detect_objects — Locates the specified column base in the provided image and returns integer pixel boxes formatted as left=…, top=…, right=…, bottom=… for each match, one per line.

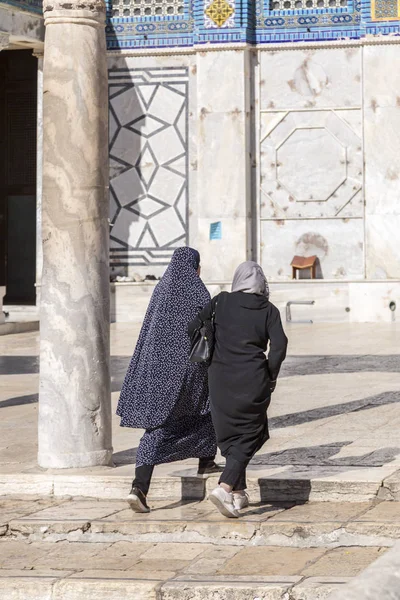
left=38, top=448, right=113, bottom=469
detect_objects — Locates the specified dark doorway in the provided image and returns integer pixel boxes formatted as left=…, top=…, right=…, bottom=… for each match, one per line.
left=0, top=50, right=37, bottom=305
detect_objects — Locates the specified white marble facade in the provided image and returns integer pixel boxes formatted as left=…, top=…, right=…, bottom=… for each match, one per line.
left=108, top=42, right=400, bottom=286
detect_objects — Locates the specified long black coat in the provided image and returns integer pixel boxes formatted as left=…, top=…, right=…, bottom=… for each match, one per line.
left=192, top=292, right=288, bottom=464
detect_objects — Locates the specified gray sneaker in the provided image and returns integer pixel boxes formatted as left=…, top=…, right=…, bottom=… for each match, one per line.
left=209, top=486, right=240, bottom=519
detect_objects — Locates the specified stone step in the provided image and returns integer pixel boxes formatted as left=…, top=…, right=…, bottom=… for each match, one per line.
left=0, top=572, right=354, bottom=600
left=1, top=466, right=399, bottom=503
left=0, top=539, right=386, bottom=600
left=2, top=496, right=400, bottom=548
left=0, top=496, right=394, bottom=599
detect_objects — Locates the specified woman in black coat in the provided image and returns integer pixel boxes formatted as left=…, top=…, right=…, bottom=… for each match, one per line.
left=191, top=261, right=288, bottom=518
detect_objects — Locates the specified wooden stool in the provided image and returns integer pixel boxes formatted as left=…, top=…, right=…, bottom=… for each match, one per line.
left=291, top=255, right=317, bottom=280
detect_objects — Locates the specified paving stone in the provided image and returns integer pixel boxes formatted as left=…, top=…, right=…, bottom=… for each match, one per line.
left=182, top=546, right=242, bottom=575
left=218, top=547, right=326, bottom=576
left=0, top=540, right=52, bottom=569
left=356, top=501, right=400, bottom=521
left=23, top=500, right=128, bottom=521
left=329, top=541, right=400, bottom=600
left=302, top=547, right=386, bottom=577
left=31, top=541, right=113, bottom=569
left=291, top=577, right=351, bottom=599
left=268, top=502, right=370, bottom=523
left=70, top=541, right=155, bottom=570
left=0, top=497, right=66, bottom=524
left=132, top=559, right=193, bottom=573
left=140, top=542, right=208, bottom=561
left=105, top=502, right=214, bottom=522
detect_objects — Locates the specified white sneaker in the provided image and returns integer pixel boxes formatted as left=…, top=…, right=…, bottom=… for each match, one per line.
left=233, top=492, right=249, bottom=511
left=209, top=487, right=240, bottom=519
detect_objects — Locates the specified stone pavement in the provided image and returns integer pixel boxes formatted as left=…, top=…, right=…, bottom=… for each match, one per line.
left=0, top=495, right=397, bottom=599
left=1, top=323, right=400, bottom=598
left=1, top=323, right=400, bottom=501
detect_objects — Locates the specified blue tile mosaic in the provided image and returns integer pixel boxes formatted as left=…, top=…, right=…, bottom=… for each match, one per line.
left=105, top=0, right=400, bottom=49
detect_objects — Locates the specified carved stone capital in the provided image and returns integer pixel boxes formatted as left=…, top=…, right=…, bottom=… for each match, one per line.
left=0, top=32, right=10, bottom=51
left=43, top=0, right=106, bottom=25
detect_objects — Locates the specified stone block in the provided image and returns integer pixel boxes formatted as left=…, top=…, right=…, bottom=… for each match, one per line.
left=0, top=575, right=55, bottom=600
left=219, top=546, right=326, bottom=576
left=292, top=577, right=350, bottom=599
left=160, top=577, right=300, bottom=600
left=302, top=546, right=385, bottom=577
left=52, top=577, right=159, bottom=600
left=140, top=542, right=207, bottom=561
left=380, top=470, right=400, bottom=501
left=328, top=541, right=400, bottom=600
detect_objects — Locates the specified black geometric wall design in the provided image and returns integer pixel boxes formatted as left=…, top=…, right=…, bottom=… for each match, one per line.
left=109, top=67, right=189, bottom=267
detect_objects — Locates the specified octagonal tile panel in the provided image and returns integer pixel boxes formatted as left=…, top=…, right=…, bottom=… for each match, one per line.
left=260, top=109, right=363, bottom=219
left=277, top=128, right=346, bottom=202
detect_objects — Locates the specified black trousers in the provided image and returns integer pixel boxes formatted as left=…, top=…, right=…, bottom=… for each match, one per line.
left=133, top=457, right=215, bottom=496
left=219, top=455, right=249, bottom=492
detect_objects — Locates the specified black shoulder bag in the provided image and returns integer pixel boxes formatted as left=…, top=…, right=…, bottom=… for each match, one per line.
left=189, top=302, right=218, bottom=364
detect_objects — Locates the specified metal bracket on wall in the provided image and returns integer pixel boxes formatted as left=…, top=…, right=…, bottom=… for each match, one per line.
left=286, top=301, right=315, bottom=324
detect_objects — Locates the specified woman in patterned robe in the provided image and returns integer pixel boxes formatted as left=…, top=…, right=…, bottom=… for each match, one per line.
left=117, top=247, right=218, bottom=513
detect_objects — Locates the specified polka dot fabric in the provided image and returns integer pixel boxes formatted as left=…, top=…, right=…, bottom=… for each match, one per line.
left=117, top=247, right=217, bottom=466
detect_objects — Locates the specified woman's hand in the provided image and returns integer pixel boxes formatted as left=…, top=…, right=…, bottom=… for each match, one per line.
left=270, top=380, right=277, bottom=393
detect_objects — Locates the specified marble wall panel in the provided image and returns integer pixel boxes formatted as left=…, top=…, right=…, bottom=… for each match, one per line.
left=259, top=47, right=362, bottom=111
left=195, top=50, right=252, bottom=281
left=349, top=281, right=400, bottom=323
left=365, top=214, right=400, bottom=280
left=260, top=218, right=364, bottom=280
left=363, top=45, right=400, bottom=279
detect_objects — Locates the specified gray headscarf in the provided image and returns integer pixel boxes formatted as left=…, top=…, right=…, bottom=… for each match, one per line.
left=231, top=261, right=270, bottom=298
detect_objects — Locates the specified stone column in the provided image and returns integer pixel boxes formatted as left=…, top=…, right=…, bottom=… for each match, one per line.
left=38, top=0, right=112, bottom=468
left=0, top=32, right=9, bottom=323
left=34, top=52, right=43, bottom=309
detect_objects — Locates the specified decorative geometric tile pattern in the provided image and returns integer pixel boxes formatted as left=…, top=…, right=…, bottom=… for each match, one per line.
left=270, top=0, right=347, bottom=9
left=111, top=0, right=185, bottom=18
left=108, top=67, right=189, bottom=267
left=204, top=0, right=235, bottom=28
left=104, top=1, right=400, bottom=57
left=371, top=0, right=400, bottom=21
left=259, top=0, right=357, bottom=29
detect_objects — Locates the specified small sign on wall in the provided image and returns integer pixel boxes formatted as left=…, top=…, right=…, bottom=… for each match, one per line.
left=210, top=221, right=222, bottom=240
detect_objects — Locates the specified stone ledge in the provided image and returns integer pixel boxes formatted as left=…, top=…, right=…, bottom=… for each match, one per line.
left=0, top=572, right=349, bottom=600
left=1, top=469, right=399, bottom=503
left=2, top=497, right=400, bottom=549
left=0, top=321, right=39, bottom=336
